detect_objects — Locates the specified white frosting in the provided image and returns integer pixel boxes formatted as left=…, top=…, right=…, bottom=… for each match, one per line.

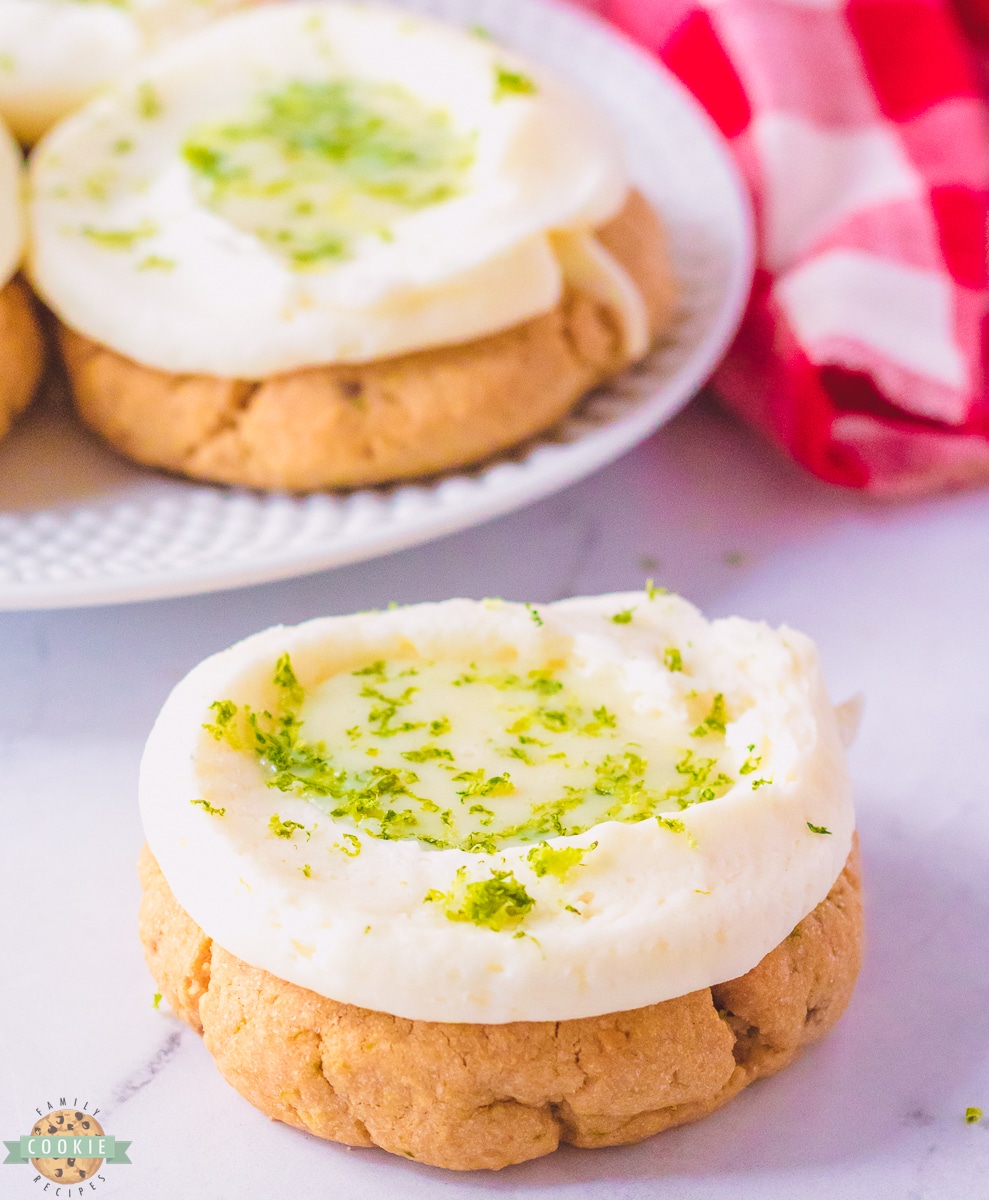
left=0, top=0, right=251, bottom=144
left=27, top=2, right=631, bottom=377
left=552, top=228, right=649, bottom=360
left=140, top=593, right=855, bottom=1024
left=0, top=115, right=21, bottom=286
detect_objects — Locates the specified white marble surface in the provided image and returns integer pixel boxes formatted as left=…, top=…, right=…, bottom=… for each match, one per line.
left=2, top=397, right=987, bottom=1199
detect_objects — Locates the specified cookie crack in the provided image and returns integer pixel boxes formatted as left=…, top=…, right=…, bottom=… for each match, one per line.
left=181, top=378, right=262, bottom=468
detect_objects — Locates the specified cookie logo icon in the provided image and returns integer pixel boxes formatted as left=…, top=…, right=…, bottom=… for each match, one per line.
left=3, top=1099, right=131, bottom=1190
left=29, top=1110, right=104, bottom=1183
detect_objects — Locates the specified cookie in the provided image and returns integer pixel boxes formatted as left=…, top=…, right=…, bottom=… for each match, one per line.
left=58, top=191, right=675, bottom=490
left=29, top=1110, right=104, bottom=1184
left=0, top=276, right=43, bottom=442
left=0, top=0, right=257, bottom=144
left=138, top=838, right=862, bottom=1171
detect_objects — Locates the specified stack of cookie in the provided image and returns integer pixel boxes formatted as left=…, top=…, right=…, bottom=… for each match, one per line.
left=0, top=1, right=675, bottom=489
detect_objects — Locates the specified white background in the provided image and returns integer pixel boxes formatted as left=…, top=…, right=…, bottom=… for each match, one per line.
left=1, top=397, right=987, bottom=1199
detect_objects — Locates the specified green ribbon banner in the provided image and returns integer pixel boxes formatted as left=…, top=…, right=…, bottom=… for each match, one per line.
left=3, top=1136, right=131, bottom=1165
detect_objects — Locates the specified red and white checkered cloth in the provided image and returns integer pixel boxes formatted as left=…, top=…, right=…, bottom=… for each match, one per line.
left=576, top=0, right=989, bottom=495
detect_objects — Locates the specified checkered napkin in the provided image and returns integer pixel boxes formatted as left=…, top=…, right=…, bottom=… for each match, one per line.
left=576, top=0, right=989, bottom=494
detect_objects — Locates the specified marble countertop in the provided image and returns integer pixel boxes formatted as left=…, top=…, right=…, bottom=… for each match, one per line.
left=2, top=397, right=987, bottom=1200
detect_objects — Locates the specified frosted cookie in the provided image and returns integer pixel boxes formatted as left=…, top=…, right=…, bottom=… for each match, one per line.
left=138, top=592, right=863, bottom=1170
left=0, top=0, right=255, bottom=144
left=0, top=117, right=42, bottom=440
left=28, top=4, right=675, bottom=489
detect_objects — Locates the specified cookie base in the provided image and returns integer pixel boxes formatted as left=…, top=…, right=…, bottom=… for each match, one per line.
left=0, top=276, right=44, bottom=441
left=138, top=839, right=862, bottom=1171
left=59, top=192, right=675, bottom=490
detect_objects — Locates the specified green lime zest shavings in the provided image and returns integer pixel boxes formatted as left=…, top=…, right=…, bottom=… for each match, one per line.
left=273, top=652, right=305, bottom=709
left=806, top=822, right=832, bottom=835
left=332, top=833, right=362, bottom=857
left=138, top=255, right=175, bottom=271
left=739, top=745, right=762, bottom=775
left=360, top=682, right=418, bottom=706
left=751, top=777, right=773, bottom=789
left=182, top=79, right=476, bottom=269
left=207, top=653, right=739, bottom=853
left=646, top=578, right=667, bottom=599
left=579, top=705, right=617, bottom=737
left=512, top=930, right=543, bottom=953
left=81, top=221, right=157, bottom=250
left=528, top=669, right=563, bottom=696
left=673, top=750, right=714, bottom=785
left=361, top=681, right=426, bottom=738
left=455, top=667, right=564, bottom=696
left=663, top=647, right=683, bottom=672
left=526, top=840, right=597, bottom=882
left=269, top=813, right=308, bottom=839
left=204, top=698, right=241, bottom=746
left=181, top=142, right=243, bottom=181
left=288, top=238, right=347, bottom=267
left=667, top=750, right=735, bottom=809
left=152, top=992, right=162, bottom=1009
left=691, top=693, right=728, bottom=737
left=656, top=815, right=698, bottom=846
left=137, top=81, right=161, bottom=119
left=353, top=660, right=387, bottom=678
left=453, top=769, right=515, bottom=799
left=595, top=748, right=646, bottom=792
left=493, top=64, right=538, bottom=100
left=190, top=798, right=226, bottom=817
left=965, top=1107, right=983, bottom=1124
left=425, top=868, right=534, bottom=931
left=610, top=608, right=635, bottom=625
left=205, top=663, right=435, bottom=839
left=83, top=167, right=115, bottom=201
left=501, top=744, right=534, bottom=764
left=300, top=863, right=312, bottom=878
left=533, top=708, right=574, bottom=733
left=525, top=603, right=544, bottom=627
left=401, top=745, right=454, bottom=763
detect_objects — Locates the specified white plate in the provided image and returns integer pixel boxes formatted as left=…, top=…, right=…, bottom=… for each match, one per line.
left=0, top=0, right=753, bottom=611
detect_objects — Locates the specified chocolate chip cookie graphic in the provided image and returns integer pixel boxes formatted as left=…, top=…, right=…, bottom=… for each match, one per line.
left=30, top=1110, right=104, bottom=1183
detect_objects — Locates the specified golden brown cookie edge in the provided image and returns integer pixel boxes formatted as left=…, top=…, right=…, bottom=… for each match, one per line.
left=0, top=275, right=45, bottom=441
left=138, top=837, right=862, bottom=1171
